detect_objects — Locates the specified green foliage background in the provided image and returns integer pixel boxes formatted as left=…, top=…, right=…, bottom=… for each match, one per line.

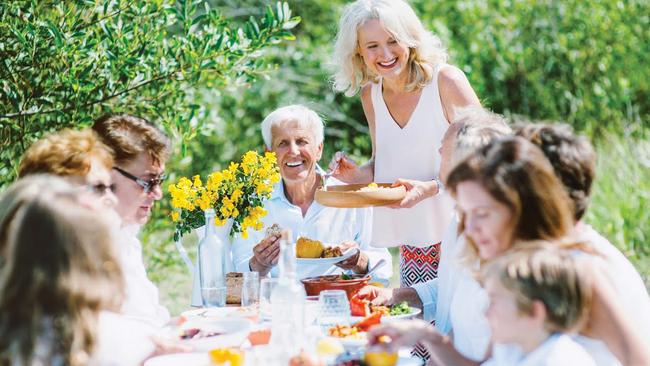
left=1, top=0, right=648, bottom=313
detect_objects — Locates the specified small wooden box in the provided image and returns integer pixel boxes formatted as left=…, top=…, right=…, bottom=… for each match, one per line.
left=226, top=272, right=243, bottom=304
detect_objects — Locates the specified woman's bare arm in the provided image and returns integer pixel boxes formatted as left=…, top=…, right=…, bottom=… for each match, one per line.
left=438, top=65, right=481, bottom=123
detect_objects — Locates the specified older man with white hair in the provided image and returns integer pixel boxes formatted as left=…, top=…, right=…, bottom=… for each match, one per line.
left=231, top=105, right=392, bottom=282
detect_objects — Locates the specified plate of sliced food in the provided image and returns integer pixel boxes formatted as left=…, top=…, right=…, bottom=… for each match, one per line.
left=315, top=183, right=406, bottom=208
left=326, top=312, right=385, bottom=350
left=295, top=237, right=358, bottom=265
left=350, top=296, right=421, bottom=322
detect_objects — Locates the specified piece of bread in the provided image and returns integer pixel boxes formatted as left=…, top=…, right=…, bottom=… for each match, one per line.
left=296, top=237, right=324, bottom=258
left=226, top=272, right=243, bottom=304
left=265, top=223, right=282, bottom=238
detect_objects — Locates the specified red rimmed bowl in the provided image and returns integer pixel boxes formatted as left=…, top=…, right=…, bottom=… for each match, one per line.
left=301, top=274, right=369, bottom=299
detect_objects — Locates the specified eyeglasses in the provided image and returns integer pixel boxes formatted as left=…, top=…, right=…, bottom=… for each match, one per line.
left=86, top=182, right=117, bottom=196
left=113, top=167, right=166, bottom=193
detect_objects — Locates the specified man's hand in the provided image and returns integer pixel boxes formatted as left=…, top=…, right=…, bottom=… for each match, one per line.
left=335, top=240, right=369, bottom=274
left=356, top=285, right=395, bottom=306
left=249, top=235, right=280, bottom=276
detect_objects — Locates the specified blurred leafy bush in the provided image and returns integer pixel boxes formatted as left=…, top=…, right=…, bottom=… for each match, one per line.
left=0, top=0, right=300, bottom=187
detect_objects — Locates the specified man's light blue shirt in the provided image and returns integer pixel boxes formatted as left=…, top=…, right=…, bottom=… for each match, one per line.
left=232, top=178, right=392, bottom=283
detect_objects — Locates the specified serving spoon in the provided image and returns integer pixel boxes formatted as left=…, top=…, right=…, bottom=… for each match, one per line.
left=365, top=258, right=387, bottom=279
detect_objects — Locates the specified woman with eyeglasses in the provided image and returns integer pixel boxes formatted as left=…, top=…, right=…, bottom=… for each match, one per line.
left=92, top=114, right=172, bottom=327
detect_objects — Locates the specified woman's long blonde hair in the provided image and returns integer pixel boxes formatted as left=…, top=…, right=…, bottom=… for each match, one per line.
left=0, top=177, right=123, bottom=365
left=332, top=0, right=448, bottom=96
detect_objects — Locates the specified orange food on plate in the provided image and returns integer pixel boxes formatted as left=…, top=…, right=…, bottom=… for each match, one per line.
left=350, top=294, right=370, bottom=317
left=208, top=348, right=244, bottom=366
left=364, top=350, right=398, bottom=366
left=327, top=324, right=363, bottom=339
left=247, top=328, right=271, bottom=346
left=370, top=305, right=390, bottom=316
left=352, top=312, right=382, bottom=332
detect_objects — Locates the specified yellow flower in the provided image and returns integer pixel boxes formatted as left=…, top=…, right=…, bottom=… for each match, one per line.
left=228, top=162, right=239, bottom=173
left=177, top=177, right=192, bottom=190
left=231, top=188, right=243, bottom=203
left=241, top=230, right=249, bottom=239
left=193, top=175, right=203, bottom=188
left=168, top=150, right=280, bottom=240
left=207, top=172, right=223, bottom=191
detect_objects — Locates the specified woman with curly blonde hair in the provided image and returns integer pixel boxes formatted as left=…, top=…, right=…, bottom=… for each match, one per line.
left=329, top=0, right=481, bottom=331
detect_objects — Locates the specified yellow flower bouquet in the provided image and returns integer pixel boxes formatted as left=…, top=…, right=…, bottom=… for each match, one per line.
left=168, top=151, right=281, bottom=241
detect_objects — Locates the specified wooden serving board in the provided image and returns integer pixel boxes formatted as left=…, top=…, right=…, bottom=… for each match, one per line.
left=315, top=183, right=406, bottom=208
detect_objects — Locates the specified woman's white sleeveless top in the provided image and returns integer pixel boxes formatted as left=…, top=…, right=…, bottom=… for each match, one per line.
left=370, top=65, right=454, bottom=247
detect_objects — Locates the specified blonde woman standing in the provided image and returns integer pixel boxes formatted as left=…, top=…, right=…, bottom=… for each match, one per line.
left=331, top=0, right=480, bottom=293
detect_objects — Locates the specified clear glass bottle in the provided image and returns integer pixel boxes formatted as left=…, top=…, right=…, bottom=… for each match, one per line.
left=270, top=230, right=306, bottom=360
left=198, top=209, right=227, bottom=307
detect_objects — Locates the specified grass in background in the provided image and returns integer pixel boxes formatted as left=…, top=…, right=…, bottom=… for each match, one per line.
left=585, top=133, right=650, bottom=287
left=148, top=134, right=650, bottom=314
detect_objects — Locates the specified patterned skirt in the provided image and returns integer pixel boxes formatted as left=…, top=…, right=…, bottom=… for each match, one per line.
left=400, top=243, right=441, bottom=361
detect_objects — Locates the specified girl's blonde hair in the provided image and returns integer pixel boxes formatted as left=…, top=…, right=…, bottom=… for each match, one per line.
left=0, top=177, right=123, bottom=365
left=332, top=0, right=448, bottom=96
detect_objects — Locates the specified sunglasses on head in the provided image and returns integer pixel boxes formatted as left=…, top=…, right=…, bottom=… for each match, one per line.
left=113, top=167, right=166, bottom=193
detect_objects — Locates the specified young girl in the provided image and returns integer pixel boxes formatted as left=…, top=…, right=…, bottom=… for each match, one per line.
left=330, top=0, right=481, bottom=290
left=481, top=246, right=595, bottom=366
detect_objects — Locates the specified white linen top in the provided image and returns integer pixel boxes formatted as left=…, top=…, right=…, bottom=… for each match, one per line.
left=7, top=312, right=156, bottom=366
left=92, top=311, right=157, bottom=366
left=411, top=215, right=462, bottom=334
left=448, top=263, right=492, bottom=361
left=370, top=66, right=454, bottom=247
left=118, top=225, right=170, bottom=327
left=482, top=334, right=596, bottom=366
left=231, top=177, right=392, bottom=282
left=572, top=223, right=650, bottom=366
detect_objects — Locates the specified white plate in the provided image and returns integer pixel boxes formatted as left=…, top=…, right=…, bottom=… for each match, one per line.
left=350, top=307, right=422, bottom=323
left=328, top=334, right=368, bottom=350
left=143, top=352, right=210, bottom=366
left=162, top=318, right=252, bottom=351
left=296, top=247, right=357, bottom=265
left=181, top=306, right=257, bottom=319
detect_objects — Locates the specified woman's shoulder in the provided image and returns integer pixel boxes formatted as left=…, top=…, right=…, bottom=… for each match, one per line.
left=436, top=65, right=472, bottom=95
left=360, top=84, right=373, bottom=102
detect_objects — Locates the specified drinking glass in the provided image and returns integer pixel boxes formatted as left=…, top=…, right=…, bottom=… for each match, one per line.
left=241, top=271, right=260, bottom=307
left=317, top=290, right=350, bottom=329
left=259, top=278, right=279, bottom=319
